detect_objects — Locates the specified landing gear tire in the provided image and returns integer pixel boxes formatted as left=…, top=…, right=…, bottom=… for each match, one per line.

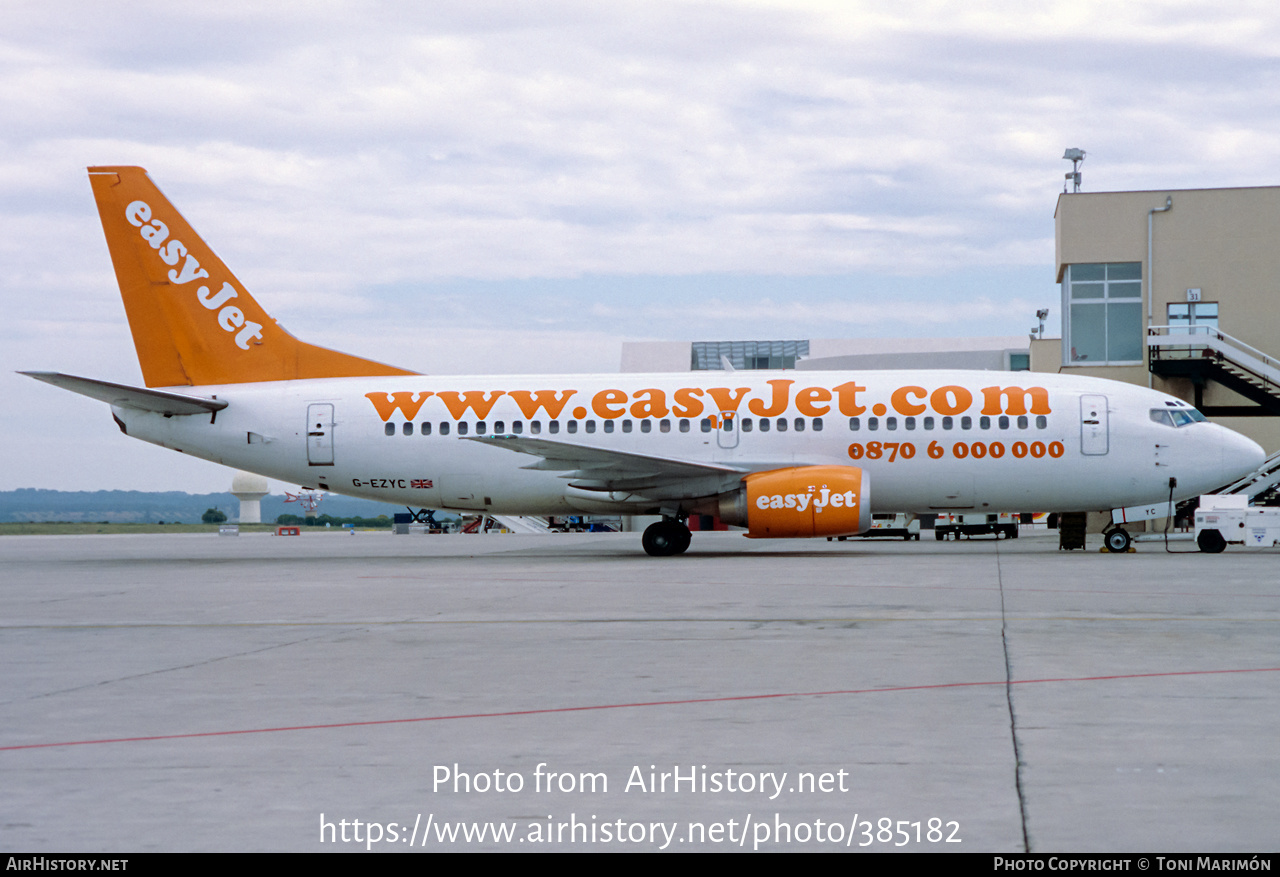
left=1103, top=527, right=1131, bottom=553
left=642, top=520, right=692, bottom=557
left=1196, top=528, right=1227, bottom=554
left=673, top=523, right=691, bottom=555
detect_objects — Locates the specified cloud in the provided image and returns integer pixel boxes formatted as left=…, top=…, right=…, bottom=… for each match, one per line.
left=0, top=0, right=1274, bottom=487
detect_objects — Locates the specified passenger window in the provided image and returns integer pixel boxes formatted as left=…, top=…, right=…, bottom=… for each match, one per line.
left=886, top=417, right=897, bottom=430
left=1017, top=415, right=1028, bottom=429
left=585, top=421, right=596, bottom=434
left=622, top=420, right=633, bottom=433
left=641, top=420, right=652, bottom=433
left=868, top=417, right=878, bottom=431
left=979, top=416, right=990, bottom=430
left=567, top=421, right=578, bottom=434
left=942, top=416, right=953, bottom=430
left=603, top=420, right=614, bottom=433
left=905, top=417, right=915, bottom=430
left=492, top=421, right=503, bottom=433
left=476, top=421, right=486, bottom=433
left=512, top=421, right=523, bottom=434
left=794, top=417, right=805, bottom=432
left=421, top=421, right=431, bottom=435
left=384, top=423, right=395, bottom=436
left=759, top=418, right=770, bottom=433
left=741, top=418, right=753, bottom=432
left=546, top=421, right=556, bottom=434
left=440, top=422, right=450, bottom=436
left=998, top=416, right=1009, bottom=430
left=531, top=421, right=541, bottom=435
left=849, top=417, right=860, bottom=431
left=813, top=418, right=823, bottom=432
left=679, top=419, right=690, bottom=433
left=1036, top=415, right=1048, bottom=429
left=701, top=418, right=712, bottom=433
left=458, top=422, right=469, bottom=436
left=923, top=416, right=934, bottom=430
left=776, top=418, right=788, bottom=432
left=403, top=422, right=413, bottom=436
left=660, top=419, right=671, bottom=433
left=961, top=416, right=972, bottom=430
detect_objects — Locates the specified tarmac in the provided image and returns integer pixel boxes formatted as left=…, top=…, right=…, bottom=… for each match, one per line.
left=1, top=529, right=1276, bottom=852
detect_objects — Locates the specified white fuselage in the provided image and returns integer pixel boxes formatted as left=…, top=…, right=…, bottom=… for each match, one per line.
left=112, top=370, right=1265, bottom=517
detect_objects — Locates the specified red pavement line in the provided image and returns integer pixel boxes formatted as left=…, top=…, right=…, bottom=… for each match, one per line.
left=4, top=667, right=1277, bottom=753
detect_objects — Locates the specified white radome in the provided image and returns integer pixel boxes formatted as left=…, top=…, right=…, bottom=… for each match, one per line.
left=230, top=471, right=269, bottom=524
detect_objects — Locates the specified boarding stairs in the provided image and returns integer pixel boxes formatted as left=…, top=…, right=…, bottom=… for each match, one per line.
left=1211, top=448, right=1280, bottom=505
left=461, top=514, right=554, bottom=534
left=1148, top=326, right=1280, bottom=417
left=491, top=515, right=554, bottom=534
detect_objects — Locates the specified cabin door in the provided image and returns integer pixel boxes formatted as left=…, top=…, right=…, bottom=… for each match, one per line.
left=307, top=403, right=335, bottom=466
left=1080, top=394, right=1109, bottom=456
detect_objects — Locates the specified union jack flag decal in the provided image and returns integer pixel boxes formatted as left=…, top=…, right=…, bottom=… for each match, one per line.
left=411, top=479, right=433, bottom=489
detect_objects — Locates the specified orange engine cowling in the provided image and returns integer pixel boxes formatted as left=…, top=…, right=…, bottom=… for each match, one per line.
left=718, top=465, right=871, bottom=539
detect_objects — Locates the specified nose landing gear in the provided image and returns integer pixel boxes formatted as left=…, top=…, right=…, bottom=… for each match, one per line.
left=1103, top=526, right=1132, bottom=553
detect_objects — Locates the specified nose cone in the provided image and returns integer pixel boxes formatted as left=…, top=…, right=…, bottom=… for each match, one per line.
left=1220, top=427, right=1267, bottom=483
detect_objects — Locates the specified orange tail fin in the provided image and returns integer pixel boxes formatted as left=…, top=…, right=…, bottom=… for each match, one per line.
left=88, top=166, right=417, bottom=387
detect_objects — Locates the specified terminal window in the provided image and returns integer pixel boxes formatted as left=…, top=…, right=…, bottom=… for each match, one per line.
left=1168, top=302, right=1218, bottom=333
left=691, top=340, right=810, bottom=370
left=1063, top=262, right=1143, bottom=365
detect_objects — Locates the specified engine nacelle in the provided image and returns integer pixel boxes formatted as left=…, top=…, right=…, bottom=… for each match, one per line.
left=719, top=465, right=871, bottom=538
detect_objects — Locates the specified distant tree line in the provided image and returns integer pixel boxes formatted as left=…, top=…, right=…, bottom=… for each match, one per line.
left=275, top=514, right=394, bottom=528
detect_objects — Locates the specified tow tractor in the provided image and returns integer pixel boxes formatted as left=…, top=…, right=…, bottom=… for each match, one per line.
left=1193, top=494, right=1280, bottom=552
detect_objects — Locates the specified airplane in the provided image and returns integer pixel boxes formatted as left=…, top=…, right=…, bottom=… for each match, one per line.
left=22, top=166, right=1268, bottom=556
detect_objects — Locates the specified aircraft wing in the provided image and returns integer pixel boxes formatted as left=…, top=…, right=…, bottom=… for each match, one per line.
left=465, top=434, right=749, bottom=495
left=20, top=372, right=228, bottom=416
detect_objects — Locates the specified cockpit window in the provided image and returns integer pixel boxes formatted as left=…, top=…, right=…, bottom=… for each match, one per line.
left=1152, top=408, right=1205, bottom=427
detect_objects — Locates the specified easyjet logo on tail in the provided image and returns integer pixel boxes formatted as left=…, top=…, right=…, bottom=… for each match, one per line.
left=125, top=200, right=264, bottom=350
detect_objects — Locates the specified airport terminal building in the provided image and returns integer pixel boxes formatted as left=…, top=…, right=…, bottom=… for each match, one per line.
left=1041, top=184, right=1280, bottom=454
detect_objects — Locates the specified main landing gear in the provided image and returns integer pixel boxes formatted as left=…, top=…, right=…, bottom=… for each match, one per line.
left=642, top=517, right=692, bottom=557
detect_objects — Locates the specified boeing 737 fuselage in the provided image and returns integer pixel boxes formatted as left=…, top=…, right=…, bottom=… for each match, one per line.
left=23, top=167, right=1267, bottom=555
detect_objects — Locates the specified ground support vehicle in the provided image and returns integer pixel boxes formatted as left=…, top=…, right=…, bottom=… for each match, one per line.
left=1194, top=494, right=1280, bottom=552
left=934, top=513, right=1019, bottom=541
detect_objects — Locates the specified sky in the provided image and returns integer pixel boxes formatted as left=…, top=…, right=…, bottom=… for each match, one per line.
left=4, top=0, right=1280, bottom=492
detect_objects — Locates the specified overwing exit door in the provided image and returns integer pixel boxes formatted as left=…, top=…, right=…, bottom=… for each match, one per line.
left=716, top=411, right=739, bottom=449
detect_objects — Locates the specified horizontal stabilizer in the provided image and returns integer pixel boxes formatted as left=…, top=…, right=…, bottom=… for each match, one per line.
left=20, top=372, right=228, bottom=416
